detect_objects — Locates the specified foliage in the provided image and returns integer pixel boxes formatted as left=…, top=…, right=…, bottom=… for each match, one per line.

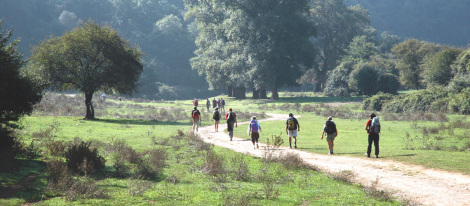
left=348, top=63, right=378, bottom=96
left=362, top=92, right=395, bottom=111
left=423, top=47, right=462, bottom=86
left=28, top=21, right=143, bottom=119
left=64, top=141, right=106, bottom=175
left=392, top=39, right=440, bottom=90
left=307, top=0, right=370, bottom=91
left=324, top=60, right=355, bottom=96
left=0, top=19, right=42, bottom=167
left=376, top=73, right=400, bottom=94
left=382, top=86, right=448, bottom=113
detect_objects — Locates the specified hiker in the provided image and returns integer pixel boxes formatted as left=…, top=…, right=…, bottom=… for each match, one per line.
left=321, top=116, right=338, bottom=154
left=101, top=93, right=106, bottom=101
left=365, top=113, right=380, bottom=158
left=212, top=98, right=217, bottom=109
left=218, top=98, right=222, bottom=109
left=225, top=108, right=238, bottom=141
left=248, top=116, right=262, bottom=149
left=193, top=99, right=198, bottom=107
left=212, top=107, right=221, bottom=132
left=191, top=106, right=201, bottom=132
left=206, top=99, right=210, bottom=112
left=286, top=113, right=300, bottom=148
left=221, top=98, right=226, bottom=112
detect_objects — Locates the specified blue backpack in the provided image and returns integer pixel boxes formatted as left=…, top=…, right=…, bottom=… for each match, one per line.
left=250, top=120, right=258, bottom=133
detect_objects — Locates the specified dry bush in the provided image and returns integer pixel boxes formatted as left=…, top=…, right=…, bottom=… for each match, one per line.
left=127, top=180, right=153, bottom=197
left=45, top=159, right=74, bottom=193
left=65, top=179, right=108, bottom=201
left=274, top=152, right=307, bottom=169
left=65, top=141, right=106, bottom=175
left=113, top=159, right=130, bottom=178
left=46, top=140, right=67, bottom=156
left=330, top=170, right=356, bottom=184
left=364, top=178, right=396, bottom=203
left=259, top=171, right=280, bottom=199
left=187, top=131, right=212, bottom=152
left=202, top=149, right=226, bottom=178
left=223, top=192, right=256, bottom=206
left=230, top=154, right=250, bottom=182
left=147, top=148, right=167, bottom=173
left=133, top=158, right=159, bottom=180
left=108, top=139, right=141, bottom=163
left=24, top=139, right=42, bottom=160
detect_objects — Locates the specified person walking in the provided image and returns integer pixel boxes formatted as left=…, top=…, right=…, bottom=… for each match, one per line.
left=212, top=107, right=221, bottom=132
left=206, top=99, right=210, bottom=112
left=212, top=98, right=217, bottom=109
left=321, top=116, right=338, bottom=154
left=286, top=113, right=300, bottom=148
left=249, top=116, right=262, bottom=149
left=225, top=108, right=237, bottom=141
left=365, top=113, right=380, bottom=158
left=221, top=98, right=226, bottom=112
left=191, top=106, right=201, bottom=132
left=193, top=99, right=198, bottom=107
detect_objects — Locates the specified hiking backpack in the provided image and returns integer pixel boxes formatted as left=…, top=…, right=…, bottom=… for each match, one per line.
left=324, top=120, right=336, bottom=134
left=194, top=100, right=198, bottom=106
left=287, top=117, right=297, bottom=130
left=221, top=99, right=225, bottom=105
left=227, top=112, right=235, bottom=121
left=213, top=111, right=220, bottom=120
left=192, top=110, right=200, bottom=119
left=370, top=117, right=381, bottom=134
left=250, top=120, right=258, bottom=133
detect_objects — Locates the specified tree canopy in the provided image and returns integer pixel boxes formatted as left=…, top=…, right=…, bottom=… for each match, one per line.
left=28, top=22, right=143, bottom=119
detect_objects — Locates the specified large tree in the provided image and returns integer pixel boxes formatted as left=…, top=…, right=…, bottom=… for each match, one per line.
left=186, top=0, right=316, bottom=99
left=304, top=0, right=370, bottom=91
left=29, top=22, right=143, bottom=119
left=0, top=19, right=42, bottom=169
left=392, top=39, right=440, bottom=90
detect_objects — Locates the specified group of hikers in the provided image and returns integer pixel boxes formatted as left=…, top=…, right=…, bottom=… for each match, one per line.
left=190, top=98, right=380, bottom=157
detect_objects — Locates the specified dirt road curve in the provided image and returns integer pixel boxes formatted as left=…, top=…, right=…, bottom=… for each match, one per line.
left=198, top=113, right=470, bottom=206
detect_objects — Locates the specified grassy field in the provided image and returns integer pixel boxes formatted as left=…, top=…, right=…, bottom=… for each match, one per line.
left=2, top=92, right=469, bottom=205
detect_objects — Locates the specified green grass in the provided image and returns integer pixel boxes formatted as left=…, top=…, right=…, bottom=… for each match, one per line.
left=1, top=116, right=400, bottom=205
left=234, top=113, right=470, bottom=174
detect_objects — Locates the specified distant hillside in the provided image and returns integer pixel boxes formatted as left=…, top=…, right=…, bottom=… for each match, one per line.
left=346, top=0, right=470, bottom=46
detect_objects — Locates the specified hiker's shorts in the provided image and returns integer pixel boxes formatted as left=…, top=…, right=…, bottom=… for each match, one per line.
left=214, top=120, right=220, bottom=124
left=326, top=133, right=336, bottom=141
left=251, top=132, right=260, bottom=143
left=288, top=130, right=297, bottom=137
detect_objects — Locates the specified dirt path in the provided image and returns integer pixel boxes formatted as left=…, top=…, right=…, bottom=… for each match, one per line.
left=198, top=113, right=470, bottom=206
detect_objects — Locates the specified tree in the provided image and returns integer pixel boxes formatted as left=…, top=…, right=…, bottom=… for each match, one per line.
left=186, top=0, right=315, bottom=99
left=0, top=19, right=42, bottom=169
left=29, top=21, right=142, bottom=119
left=348, top=63, right=378, bottom=96
left=306, top=0, right=370, bottom=91
left=423, top=47, right=462, bottom=86
left=392, top=39, right=440, bottom=90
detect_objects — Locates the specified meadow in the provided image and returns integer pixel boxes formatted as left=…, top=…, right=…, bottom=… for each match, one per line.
left=2, top=92, right=469, bottom=205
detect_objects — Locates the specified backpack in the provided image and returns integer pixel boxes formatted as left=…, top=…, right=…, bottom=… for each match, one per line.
left=213, top=111, right=220, bottom=121
left=227, top=112, right=235, bottom=121
left=194, top=100, right=198, bottom=106
left=192, top=110, right=200, bottom=119
left=250, top=120, right=258, bottom=133
left=221, top=99, right=225, bottom=105
left=370, top=117, right=381, bottom=134
left=324, top=120, right=336, bottom=134
left=287, top=117, right=297, bottom=130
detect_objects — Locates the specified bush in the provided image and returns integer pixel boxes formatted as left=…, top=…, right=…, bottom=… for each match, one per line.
left=382, top=86, right=448, bottom=113
left=362, top=92, right=395, bottom=111
left=230, top=154, right=250, bottom=181
left=202, top=149, right=226, bottom=180
left=65, top=179, right=108, bottom=201
left=65, top=141, right=106, bottom=175
left=274, top=152, right=307, bottom=169
left=46, top=159, right=74, bottom=193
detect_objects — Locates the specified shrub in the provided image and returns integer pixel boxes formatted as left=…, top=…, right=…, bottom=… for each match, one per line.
left=382, top=86, right=448, bottom=113
left=108, top=139, right=140, bottom=163
left=274, top=152, right=307, bottom=169
left=46, top=159, right=74, bottom=193
left=202, top=149, right=225, bottom=179
left=231, top=154, right=250, bottom=181
left=362, top=92, right=395, bottom=111
left=65, top=179, right=108, bottom=201
left=113, top=159, right=130, bottom=178
left=65, top=141, right=106, bottom=175
left=133, top=157, right=159, bottom=180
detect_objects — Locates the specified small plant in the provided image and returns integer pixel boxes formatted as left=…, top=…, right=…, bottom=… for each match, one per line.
left=65, top=141, right=106, bottom=175
left=231, top=154, right=250, bottom=181
left=202, top=149, right=226, bottom=181
left=46, top=159, right=74, bottom=193
left=274, top=152, right=307, bottom=169
left=365, top=178, right=396, bottom=202
left=330, top=170, right=356, bottom=184
left=25, top=139, right=42, bottom=160
left=127, top=180, right=153, bottom=197
left=113, top=159, right=130, bottom=178
left=65, top=179, right=108, bottom=201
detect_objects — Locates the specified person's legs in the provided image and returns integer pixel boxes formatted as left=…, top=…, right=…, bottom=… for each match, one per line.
left=374, top=134, right=380, bottom=157
left=192, top=119, right=198, bottom=131
left=228, top=121, right=234, bottom=140
left=367, top=134, right=373, bottom=157
left=288, top=135, right=292, bottom=148
left=293, top=136, right=297, bottom=148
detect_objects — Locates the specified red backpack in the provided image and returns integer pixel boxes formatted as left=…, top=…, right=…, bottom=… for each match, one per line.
left=192, top=110, right=200, bottom=119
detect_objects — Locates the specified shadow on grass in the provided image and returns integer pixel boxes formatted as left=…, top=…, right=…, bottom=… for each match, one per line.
left=262, top=96, right=364, bottom=104
left=0, top=160, right=47, bottom=201
left=80, top=118, right=191, bottom=126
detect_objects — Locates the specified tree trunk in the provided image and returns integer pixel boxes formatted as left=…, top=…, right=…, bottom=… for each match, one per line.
left=232, top=86, right=246, bottom=99
left=252, top=88, right=260, bottom=99
left=227, top=85, right=233, bottom=97
left=259, top=88, right=268, bottom=99
left=271, top=86, right=279, bottom=100
left=85, top=92, right=95, bottom=119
